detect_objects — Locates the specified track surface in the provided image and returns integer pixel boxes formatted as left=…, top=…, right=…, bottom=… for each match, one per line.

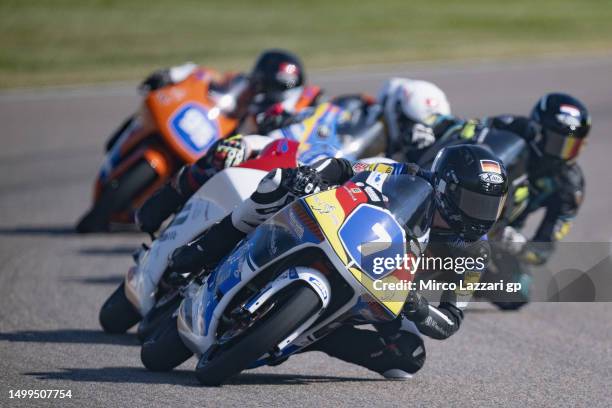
left=1, top=57, right=611, bottom=407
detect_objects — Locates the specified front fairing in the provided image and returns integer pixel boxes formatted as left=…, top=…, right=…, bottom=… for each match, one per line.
left=98, top=114, right=150, bottom=183
left=145, top=71, right=239, bottom=163
left=305, top=174, right=433, bottom=316
left=268, top=103, right=354, bottom=164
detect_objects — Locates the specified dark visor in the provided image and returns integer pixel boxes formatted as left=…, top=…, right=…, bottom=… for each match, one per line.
left=542, top=129, right=584, bottom=160
left=453, top=187, right=506, bottom=221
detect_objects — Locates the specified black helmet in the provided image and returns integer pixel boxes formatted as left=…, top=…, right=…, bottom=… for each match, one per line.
left=530, top=93, right=591, bottom=161
left=250, top=49, right=305, bottom=110
left=432, top=145, right=508, bottom=240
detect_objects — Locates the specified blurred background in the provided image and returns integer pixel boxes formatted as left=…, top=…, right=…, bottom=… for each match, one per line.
left=1, top=2, right=612, bottom=406
left=2, top=0, right=612, bottom=88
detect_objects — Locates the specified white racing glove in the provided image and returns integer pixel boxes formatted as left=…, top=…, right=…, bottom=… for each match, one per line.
left=410, top=123, right=436, bottom=149
left=501, top=226, right=527, bottom=255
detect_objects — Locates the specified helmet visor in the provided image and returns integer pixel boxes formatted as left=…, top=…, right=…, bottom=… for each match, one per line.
left=452, top=187, right=507, bottom=222
left=542, top=129, right=585, bottom=160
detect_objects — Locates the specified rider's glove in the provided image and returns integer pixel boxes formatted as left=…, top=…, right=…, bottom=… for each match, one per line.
left=402, top=291, right=429, bottom=322
left=136, top=183, right=185, bottom=234
left=139, top=63, right=197, bottom=93
left=256, top=103, right=293, bottom=134
left=501, top=226, right=527, bottom=255
left=210, top=136, right=248, bottom=170
left=231, top=166, right=326, bottom=234
left=139, top=69, right=172, bottom=93
left=410, top=123, right=436, bottom=149
left=285, top=166, right=327, bottom=196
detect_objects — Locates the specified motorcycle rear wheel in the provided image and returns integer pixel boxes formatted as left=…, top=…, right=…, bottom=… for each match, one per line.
left=76, top=160, right=158, bottom=233
left=140, top=315, right=193, bottom=372
left=99, top=282, right=141, bottom=334
left=195, top=284, right=321, bottom=386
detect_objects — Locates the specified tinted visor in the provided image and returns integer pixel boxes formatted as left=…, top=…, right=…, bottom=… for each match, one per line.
left=542, top=129, right=585, bottom=160
left=452, top=187, right=507, bottom=221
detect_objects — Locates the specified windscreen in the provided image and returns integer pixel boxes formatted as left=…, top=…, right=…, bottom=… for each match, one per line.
left=381, top=175, right=434, bottom=239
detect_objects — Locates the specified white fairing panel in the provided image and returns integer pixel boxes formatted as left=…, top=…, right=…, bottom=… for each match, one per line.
left=124, top=167, right=268, bottom=315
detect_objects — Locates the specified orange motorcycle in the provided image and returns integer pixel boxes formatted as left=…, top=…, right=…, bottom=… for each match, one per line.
left=76, top=68, right=250, bottom=233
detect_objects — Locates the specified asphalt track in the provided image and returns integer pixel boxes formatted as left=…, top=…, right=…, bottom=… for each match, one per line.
left=1, top=56, right=612, bottom=407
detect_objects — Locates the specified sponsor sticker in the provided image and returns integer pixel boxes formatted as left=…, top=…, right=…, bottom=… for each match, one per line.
left=366, top=171, right=388, bottom=192
left=364, top=186, right=381, bottom=202
left=560, top=104, right=581, bottom=117
left=479, top=172, right=504, bottom=184
left=352, top=162, right=369, bottom=173
left=276, top=63, right=299, bottom=87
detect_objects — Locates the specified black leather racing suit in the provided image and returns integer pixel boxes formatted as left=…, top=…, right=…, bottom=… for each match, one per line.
left=486, top=115, right=584, bottom=263
left=408, top=114, right=584, bottom=263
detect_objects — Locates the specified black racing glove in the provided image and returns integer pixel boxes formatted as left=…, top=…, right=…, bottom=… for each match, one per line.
left=139, top=69, right=172, bottom=93
left=136, top=183, right=185, bottom=234
left=285, top=166, right=327, bottom=196
left=402, top=291, right=429, bottom=322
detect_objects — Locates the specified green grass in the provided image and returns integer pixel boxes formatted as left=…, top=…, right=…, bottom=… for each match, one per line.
left=1, top=0, right=612, bottom=88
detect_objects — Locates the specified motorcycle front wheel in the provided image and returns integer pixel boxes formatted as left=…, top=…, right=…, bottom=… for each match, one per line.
left=195, top=284, right=321, bottom=386
left=76, top=160, right=158, bottom=233
left=140, top=315, right=193, bottom=372
left=99, top=282, right=141, bottom=334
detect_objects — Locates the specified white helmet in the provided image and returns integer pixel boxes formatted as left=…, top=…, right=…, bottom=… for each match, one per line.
left=378, top=78, right=451, bottom=150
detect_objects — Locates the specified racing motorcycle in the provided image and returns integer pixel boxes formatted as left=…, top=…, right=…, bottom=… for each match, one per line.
left=76, top=68, right=249, bottom=233
left=417, top=126, right=532, bottom=309
left=99, top=100, right=385, bottom=339
left=140, top=169, right=433, bottom=385
left=99, top=139, right=300, bottom=337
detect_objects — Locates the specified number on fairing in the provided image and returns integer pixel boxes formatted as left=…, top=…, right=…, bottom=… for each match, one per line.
left=338, top=204, right=406, bottom=279
left=358, top=223, right=392, bottom=258
left=179, top=108, right=215, bottom=148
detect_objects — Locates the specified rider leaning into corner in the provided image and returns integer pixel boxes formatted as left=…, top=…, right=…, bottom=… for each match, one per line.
left=395, top=93, right=590, bottom=271
left=105, top=48, right=323, bottom=153
left=136, top=76, right=452, bottom=234
left=164, top=144, right=508, bottom=380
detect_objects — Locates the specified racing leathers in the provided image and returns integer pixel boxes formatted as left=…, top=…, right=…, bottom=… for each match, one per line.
left=402, top=113, right=584, bottom=264
left=168, top=158, right=489, bottom=378
left=485, top=115, right=584, bottom=264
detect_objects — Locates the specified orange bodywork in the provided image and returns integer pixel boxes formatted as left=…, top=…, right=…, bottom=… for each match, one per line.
left=145, top=70, right=240, bottom=163
left=92, top=68, right=241, bottom=225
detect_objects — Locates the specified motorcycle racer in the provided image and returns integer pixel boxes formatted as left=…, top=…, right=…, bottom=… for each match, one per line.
left=166, top=144, right=508, bottom=379
left=376, top=77, right=452, bottom=161
left=401, top=93, right=589, bottom=266
left=106, top=49, right=322, bottom=152
left=136, top=77, right=451, bottom=234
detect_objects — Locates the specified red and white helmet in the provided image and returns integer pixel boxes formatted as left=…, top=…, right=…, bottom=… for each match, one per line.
left=378, top=78, right=451, bottom=147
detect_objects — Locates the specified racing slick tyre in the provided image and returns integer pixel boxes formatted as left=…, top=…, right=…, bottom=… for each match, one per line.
left=195, top=284, right=321, bottom=386
left=137, top=292, right=182, bottom=344
left=99, top=282, right=141, bottom=334
left=76, top=161, right=157, bottom=233
left=141, top=316, right=193, bottom=372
